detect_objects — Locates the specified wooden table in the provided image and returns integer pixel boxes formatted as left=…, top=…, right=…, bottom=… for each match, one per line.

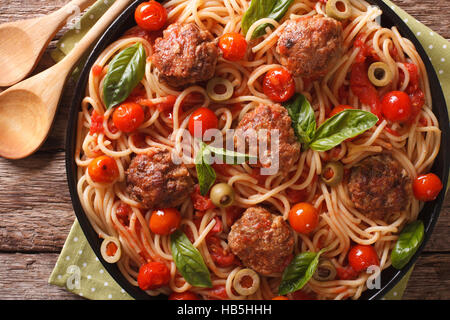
left=0, top=0, right=449, bottom=300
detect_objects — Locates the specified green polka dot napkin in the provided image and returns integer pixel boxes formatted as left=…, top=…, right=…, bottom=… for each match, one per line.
left=48, top=0, right=450, bottom=300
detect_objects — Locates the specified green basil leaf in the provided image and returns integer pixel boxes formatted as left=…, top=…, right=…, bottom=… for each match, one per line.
left=278, top=248, right=326, bottom=295
left=170, top=230, right=213, bottom=288
left=207, top=144, right=258, bottom=165
left=283, top=93, right=317, bottom=145
left=391, top=221, right=424, bottom=270
left=103, top=42, right=146, bottom=109
left=308, top=110, right=378, bottom=151
left=242, top=0, right=294, bottom=39
left=195, top=142, right=216, bottom=196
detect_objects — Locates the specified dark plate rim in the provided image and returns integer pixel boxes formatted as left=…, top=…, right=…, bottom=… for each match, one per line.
left=65, top=0, right=450, bottom=300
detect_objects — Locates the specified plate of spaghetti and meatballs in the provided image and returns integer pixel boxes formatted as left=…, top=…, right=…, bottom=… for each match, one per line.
left=66, top=0, right=449, bottom=300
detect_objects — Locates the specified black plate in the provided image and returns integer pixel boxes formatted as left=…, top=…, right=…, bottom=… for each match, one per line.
left=65, top=0, right=449, bottom=300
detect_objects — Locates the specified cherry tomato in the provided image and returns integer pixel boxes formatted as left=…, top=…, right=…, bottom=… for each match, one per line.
left=413, top=173, right=443, bottom=201
left=336, top=265, right=359, bottom=280
left=291, top=290, right=316, bottom=300
left=137, top=261, right=170, bottom=291
left=134, top=1, right=167, bottom=31
left=218, top=32, right=247, bottom=61
left=88, top=155, right=119, bottom=183
left=381, top=91, right=412, bottom=122
left=188, top=107, right=219, bottom=138
left=206, top=285, right=228, bottom=300
left=149, top=208, right=181, bottom=235
left=288, top=202, right=319, bottom=234
left=92, top=65, right=103, bottom=77
left=348, top=244, right=379, bottom=272
left=168, top=291, right=200, bottom=300
left=263, top=67, right=295, bottom=103
left=329, top=105, right=355, bottom=117
left=112, top=102, right=145, bottom=133
left=272, top=296, right=289, bottom=300
left=89, top=111, right=104, bottom=135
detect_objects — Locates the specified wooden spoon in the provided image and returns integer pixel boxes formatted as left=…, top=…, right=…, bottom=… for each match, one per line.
left=0, top=0, right=132, bottom=159
left=0, top=0, right=97, bottom=87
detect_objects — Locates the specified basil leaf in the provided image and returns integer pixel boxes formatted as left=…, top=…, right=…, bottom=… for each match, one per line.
left=170, top=230, right=213, bottom=288
left=283, top=93, right=316, bottom=145
left=308, top=110, right=378, bottom=151
left=391, top=221, right=424, bottom=270
left=207, top=145, right=258, bottom=165
left=278, top=248, right=326, bottom=295
left=242, top=0, right=294, bottom=39
left=103, top=42, right=146, bottom=109
left=195, top=142, right=216, bottom=196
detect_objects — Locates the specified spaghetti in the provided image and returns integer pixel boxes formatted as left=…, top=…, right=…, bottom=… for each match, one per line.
left=75, top=0, right=441, bottom=300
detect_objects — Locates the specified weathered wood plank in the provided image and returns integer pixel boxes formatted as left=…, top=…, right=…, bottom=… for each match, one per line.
left=0, top=253, right=81, bottom=300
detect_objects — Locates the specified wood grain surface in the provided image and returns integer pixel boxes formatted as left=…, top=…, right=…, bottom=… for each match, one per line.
left=0, top=0, right=449, bottom=300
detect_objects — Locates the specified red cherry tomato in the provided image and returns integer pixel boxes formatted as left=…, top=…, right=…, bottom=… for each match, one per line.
left=137, top=261, right=170, bottom=291
left=206, top=235, right=237, bottom=268
left=272, top=296, right=289, bottom=300
left=263, top=67, right=295, bottom=103
left=218, top=32, right=248, bottom=61
left=88, top=156, right=119, bottom=183
left=149, top=208, right=181, bottom=235
left=168, top=291, right=200, bottom=300
left=329, top=105, right=355, bottom=117
left=413, top=173, right=443, bottom=201
left=134, top=1, right=167, bottom=31
left=381, top=91, right=412, bottom=122
left=348, top=244, right=379, bottom=272
left=291, top=290, right=316, bottom=300
left=188, top=107, right=219, bottom=138
left=288, top=202, right=319, bottom=234
left=112, top=102, right=145, bottom=133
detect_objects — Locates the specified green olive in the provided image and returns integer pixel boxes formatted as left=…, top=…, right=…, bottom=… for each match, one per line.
left=210, top=183, right=235, bottom=208
left=368, top=62, right=393, bottom=87
left=326, top=0, right=352, bottom=21
left=321, top=161, right=344, bottom=187
left=313, top=259, right=337, bottom=281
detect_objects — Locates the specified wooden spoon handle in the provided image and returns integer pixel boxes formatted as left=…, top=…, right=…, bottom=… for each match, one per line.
left=56, top=0, right=132, bottom=71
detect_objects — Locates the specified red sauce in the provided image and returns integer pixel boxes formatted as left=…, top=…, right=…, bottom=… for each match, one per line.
left=89, top=111, right=104, bottom=135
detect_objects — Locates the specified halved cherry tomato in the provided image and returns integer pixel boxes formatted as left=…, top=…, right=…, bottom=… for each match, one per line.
left=168, top=291, right=199, bottom=300
left=112, top=102, right=145, bottom=133
left=188, top=107, right=219, bottom=138
left=134, top=1, right=167, bottom=31
left=412, top=173, right=443, bottom=201
left=116, top=202, right=132, bottom=226
left=137, top=261, right=170, bottom=291
left=191, top=185, right=216, bottom=212
left=149, top=208, right=181, bottom=235
left=291, top=290, right=316, bottom=300
left=218, top=32, right=247, bottom=61
left=88, top=156, right=119, bottom=183
left=263, top=67, right=295, bottom=103
left=206, top=285, right=229, bottom=300
left=89, top=111, right=104, bottom=135
left=92, top=65, right=103, bottom=77
left=336, top=265, right=359, bottom=280
left=381, top=91, right=412, bottom=123
left=206, top=235, right=237, bottom=268
left=329, top=105, right=355, bottom=117
left=348, top=244, right=379, bottom=272
left=288, top=202, right=319, bottom=234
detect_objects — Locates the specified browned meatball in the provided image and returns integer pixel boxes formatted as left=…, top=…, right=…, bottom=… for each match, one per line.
left=125, top=148, right=194, bottom=209
left=234, top=103, right=301, bottom=174
left=347, top=154, right=412, bottom=220
left=152, top=23, right=218, bottom=87
left=276, top=16, right=343, bottom=79
left=228, top=207, right=294, bottom=276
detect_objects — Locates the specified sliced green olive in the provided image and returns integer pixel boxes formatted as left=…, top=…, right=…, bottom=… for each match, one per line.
left=326, top=0, right=352, bottom=21
left=206, top=77, right=234, bottom=102
left=313, top=259, right=337, bottom=281
left=368, top=62, right=393, bottom=87
left=210, top=183, right=235, bottom=208
left=321, top=161, right=344, bottom=187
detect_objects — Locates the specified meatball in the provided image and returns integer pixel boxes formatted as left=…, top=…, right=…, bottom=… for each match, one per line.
left=152, top=23, right=218, bottom=87
left=347, top=154, right=412, bottom=220
left=276, top=16, right=343, bottom=79
left=228, top=207, right=294, bottom=276
left=125, top=148, right=194, bottom=209
left=234, top=103, right=301, bottom=174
